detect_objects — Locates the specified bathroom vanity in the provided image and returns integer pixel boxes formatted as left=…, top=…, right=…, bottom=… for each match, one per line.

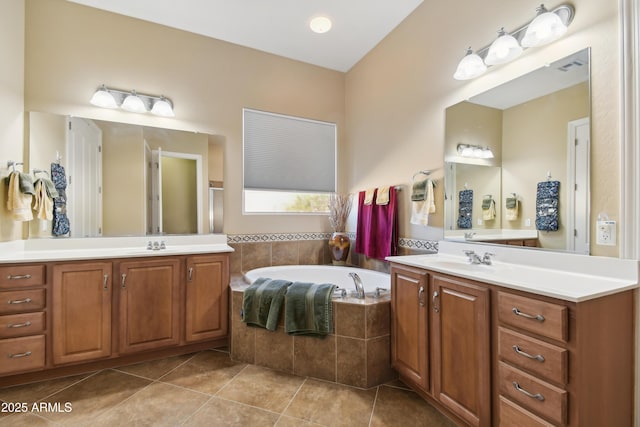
left=0, top=236, right=232, bottom=386
left=388, top=241, right=638, bottom=427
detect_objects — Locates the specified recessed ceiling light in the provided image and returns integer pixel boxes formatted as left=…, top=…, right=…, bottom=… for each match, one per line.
left=309, top=16, right=332, bottom=34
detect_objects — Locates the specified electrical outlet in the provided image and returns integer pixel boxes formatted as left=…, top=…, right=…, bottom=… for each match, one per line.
left=477, top=218, right=483, bottom=226
left=525, top=218, right=531, bottom=227
left=596, top=220, right=616, bottom=246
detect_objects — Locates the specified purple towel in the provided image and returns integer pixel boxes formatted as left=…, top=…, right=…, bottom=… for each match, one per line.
left=355, top=188, right=398, bottom=260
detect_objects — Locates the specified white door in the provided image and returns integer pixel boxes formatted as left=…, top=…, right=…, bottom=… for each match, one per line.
left=66, top=117, right=102, bottom=237
left=151, top=148, right=163, bottom=234
left=567, top=118, right=590, bottom=254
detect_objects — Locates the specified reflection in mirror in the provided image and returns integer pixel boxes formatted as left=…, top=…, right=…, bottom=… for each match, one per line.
left=444, top=48, right=590, bottom=253
left=27, top=112, right=224, bottom=238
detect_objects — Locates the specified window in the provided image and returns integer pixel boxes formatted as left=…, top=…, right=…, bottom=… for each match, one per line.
left=243, top=108, right=336, bottom=213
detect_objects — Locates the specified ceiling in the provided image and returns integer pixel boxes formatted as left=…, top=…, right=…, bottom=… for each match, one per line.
left=67, top=0, right=424, bottom=72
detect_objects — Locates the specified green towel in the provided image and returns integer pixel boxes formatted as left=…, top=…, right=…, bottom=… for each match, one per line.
left=506, top=197, right=517, bottom=209
left=242, top=277, right=292, bottom=331
left=285, top=281, right=336, bottom=336
left=4, top=172, right=35, bottom=195
left=411, top=179, right=428, bottom=201
left=482, top=198, right=493, bottom=210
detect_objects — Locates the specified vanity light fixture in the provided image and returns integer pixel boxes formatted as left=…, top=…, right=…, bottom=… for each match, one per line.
left=89, top=85, right=175, bottom=117
left=453, top=3, right=574, bottom=80
left=453, top=48, right=488, bottom=80
left=457, top=144, right=494, bottom=159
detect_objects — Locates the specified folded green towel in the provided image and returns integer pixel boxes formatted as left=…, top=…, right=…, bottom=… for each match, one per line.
left=285, top=281, right=336, bottom=336
left=506, top=197, right=517, bottom=209
left=18, top=172, right=35, bottom=195
left=482, top=198, right=493, bottom=210
left=411, top=179, right=428, bottom=201
left=38, top=178, right=59, bottom=199
left=242, top=277, right=292, bottom=331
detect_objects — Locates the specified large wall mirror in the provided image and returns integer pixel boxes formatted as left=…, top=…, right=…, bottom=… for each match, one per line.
left=444, top=48, right=590, bottom=253
left=27, top=112, right=224, bottom=239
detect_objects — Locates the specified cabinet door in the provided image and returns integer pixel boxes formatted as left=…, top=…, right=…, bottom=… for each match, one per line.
left=185, top=254, right=229, bottom=342
left=119, top=258, right=181, bottom=353
left=52, top=262, right=112, bottom=365
left=431, top=274, right=490, bottom=427
left=390, top=265, right=429, bottom=391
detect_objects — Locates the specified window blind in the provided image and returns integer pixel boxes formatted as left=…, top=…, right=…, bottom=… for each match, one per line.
left=243, top=108, right=336, bottom=193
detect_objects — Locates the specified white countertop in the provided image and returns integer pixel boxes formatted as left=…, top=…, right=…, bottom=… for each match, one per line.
left=0, top=235, right=234, bottom=263
left=387, top=241, right=639, bottom=302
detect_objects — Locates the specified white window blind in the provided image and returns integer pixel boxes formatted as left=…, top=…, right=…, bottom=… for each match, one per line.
left=243, top=108, right=336, bottom=193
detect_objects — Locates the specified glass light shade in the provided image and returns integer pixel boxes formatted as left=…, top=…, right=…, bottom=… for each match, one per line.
left=481, top=148, right=494, bottom=159
left=121, top=92, right=147, bottom=113
left=453, top=48, right=487, bottom=80
left=521, top=8, right=568, bottom=47
left=90, top=87, right=118, bottom=109
left=484, top=29, right=522, bottom=66
left=310, top=16, right=332, bottom=34
left=151, top=97, right=175, bottom=117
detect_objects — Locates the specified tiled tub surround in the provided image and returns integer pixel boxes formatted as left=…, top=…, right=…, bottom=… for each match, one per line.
left=230, top=275, right=396, bottom=389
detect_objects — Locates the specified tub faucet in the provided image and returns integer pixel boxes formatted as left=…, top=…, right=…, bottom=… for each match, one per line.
left=348, top=272, right=365, bottom=299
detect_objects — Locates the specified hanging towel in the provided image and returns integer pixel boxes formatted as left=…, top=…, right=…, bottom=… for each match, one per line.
left=411, top=179, right=428, bottom=201
left=284, top=281, right=336, bottom=336
left=482, top=197, right=496, bottom=221
left=6, top=172, right=33, bottom=221
left=355, top=188, right=398, bottom=260
left=411, top=179, right=436, bottom=226
left=505, top=197, right=519, bottom=221
left=51, top=163, right=70, bottom=236
left=535, top=180, right=560, bottom=231
left=364, top=188, right=376, bottom=205
left=242, top=278, right=292, bottom=331
left=457, top=189, right=473, bottom=229
left=32, top=180, right=54, bottom=221
left=376, top=186, right=390, bottom=205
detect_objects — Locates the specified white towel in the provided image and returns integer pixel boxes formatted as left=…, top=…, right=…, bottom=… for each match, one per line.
left=482, top=199, right=496, bottom=221
left=506, top=200, right=519, bottom=221
left=376, top=186, right=390, bottom=205
left=7, top=172, right=33, bottom=221
left=411, top=179, right=435, bottom=225
left=364, top=188, right=375, bottom=205
left=33, top=180, right=53, bottom=221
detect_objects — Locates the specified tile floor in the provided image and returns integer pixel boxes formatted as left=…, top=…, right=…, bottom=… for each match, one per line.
left=0, top=349, right=456, bottom=427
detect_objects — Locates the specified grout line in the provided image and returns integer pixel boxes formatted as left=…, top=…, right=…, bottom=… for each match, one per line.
left=368, top=385, right=381, bottom=427
left=274, top=376, right=308, bottom=425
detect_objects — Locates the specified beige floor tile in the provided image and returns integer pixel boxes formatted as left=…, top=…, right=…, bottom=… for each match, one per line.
left=0, top=373, right=93, bottom=406
left=35, top=369, right=151, bottom=425
left=284, top=379, right=376, bottom=427
left=183, top=396, right=279, bottom=427
left=0, top=412, right=59, bottom=426
left=115, top=353, right=195, bottom=380
left=159, top=349, right=246, bottom=395
left=91, top=381, right=209, bottom=427
left=370, top=385, right=456, bottom=427
left=275, top=415, right=324, bottom=426
left=217, top=365, right=304, bottom=413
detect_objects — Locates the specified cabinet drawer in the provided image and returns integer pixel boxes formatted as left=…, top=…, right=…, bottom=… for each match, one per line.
left=498, top=327, right=568, bottom=385
left=0, top=312, right=45, bottom=338
left=0, top=265, right=45, bottom=289
left=0, top=335, right=45, bottom=375
left=499, top=396, right=555, bottom=427
left=498, top=292, right=568, bottom=342
left=0, top=289, right=46, bottom=314
left=499, top=362, right=567, bottom=426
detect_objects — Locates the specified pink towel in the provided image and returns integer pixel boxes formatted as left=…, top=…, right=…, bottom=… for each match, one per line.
left=355, top=188, right=398, bottom=260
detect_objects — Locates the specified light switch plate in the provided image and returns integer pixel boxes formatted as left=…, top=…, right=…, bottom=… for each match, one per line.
left=596, top=220, right=616, bottom=246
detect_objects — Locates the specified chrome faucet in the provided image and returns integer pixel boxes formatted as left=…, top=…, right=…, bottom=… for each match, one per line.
left=463, top=250, right=494, bottom=265
left=348, top=272, right=365, bottom=299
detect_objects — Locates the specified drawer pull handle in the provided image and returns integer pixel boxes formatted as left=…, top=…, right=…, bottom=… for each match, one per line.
left=512, top=307, right=545, bottom=322
left=512, top=381, right=545, bottom=401
left=188, top=267, right=194, bottom=282
left=7, top=274, right=32, bottom=280
left=8, top=351, right=32, bottom=359
left=513, top=345, right=545, bottom=362
left=432, top=291, right=439, bottom=313
left=418, top=287, right=425, bottom=307
left=7, top=298, right=32, bottom=305
left=7, top=321, right=32, bottom=329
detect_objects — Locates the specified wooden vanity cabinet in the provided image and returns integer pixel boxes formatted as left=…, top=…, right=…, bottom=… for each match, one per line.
left=118, top=258, right=181, bottom=354
left=185, top=254, right=229, bottom=342
left=52, top=262, right=112, bottom=365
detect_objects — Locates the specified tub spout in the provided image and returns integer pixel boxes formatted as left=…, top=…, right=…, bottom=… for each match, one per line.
left=348, top=272, right=365, bottom=299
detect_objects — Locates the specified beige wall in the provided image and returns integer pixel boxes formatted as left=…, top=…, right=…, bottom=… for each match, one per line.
left=346, top=0, right=620, bottom=256
left=23, top=0, right=346, bottom=235
left=0, top=0, right=25, bottom=241
left=445, top=102, right=503, bottom=167
left=161, top=157, right=198, bottom=234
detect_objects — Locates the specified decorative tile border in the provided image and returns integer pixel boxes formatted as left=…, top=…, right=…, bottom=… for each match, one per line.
left=228, top=232, right=438, bottom=252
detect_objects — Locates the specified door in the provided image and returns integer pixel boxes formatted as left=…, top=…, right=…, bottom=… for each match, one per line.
left=119, top=258, right=181, bottom=353
left=390, top=265, right=429, bottom=391
left=185, top=254, right=229, bottom=342
left=66, top=117, right=103, bottom=237
left=52, top=262, right=112, bottom=364
left=431, top=274, right=490, bottom=427
left=567, top=118, right=590, bottom=254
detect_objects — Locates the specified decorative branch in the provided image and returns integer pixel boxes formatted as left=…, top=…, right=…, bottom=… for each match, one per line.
left=328, top=193, right=352, bottom=232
